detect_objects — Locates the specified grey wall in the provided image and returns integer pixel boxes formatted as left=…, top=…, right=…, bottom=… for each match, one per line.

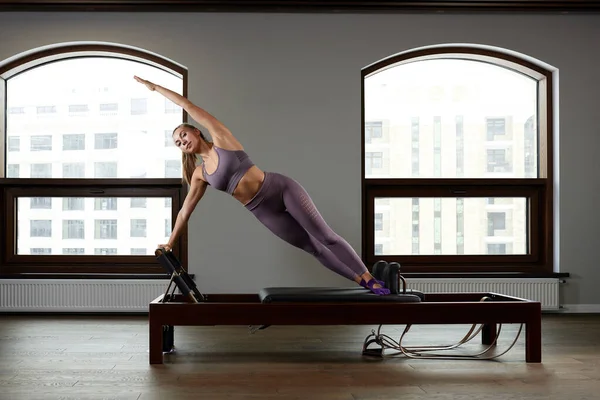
left=0, top=11, right=598, bottom=306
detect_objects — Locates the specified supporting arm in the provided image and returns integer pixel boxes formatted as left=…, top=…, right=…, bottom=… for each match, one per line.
left=160, top=169, right=207, bottom=251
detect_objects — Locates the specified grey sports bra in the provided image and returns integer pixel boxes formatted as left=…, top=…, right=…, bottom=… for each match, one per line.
left=202, top=146, right=255, bottom=194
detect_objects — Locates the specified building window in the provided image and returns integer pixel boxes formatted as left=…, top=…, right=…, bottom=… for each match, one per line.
left=8, top=107, right=24, bottom=114
left=362, top=45, right=553, bottom=274
left=95, top=248, right=117, bottom=255
left=94, top=198, right=118, bottom=211
left=411, top=117, right=419, bottom=177
left=487, top=243, right=507, bottom=255
left=130, top=219, right=147, bottom=237
left=130, top=198, right=147, bottom=208
left=365, top=152, right=383, bottom=176
left=524, top=116, right=536, bottom=178
left=165, top=218, right=172, bottom=237
left=374, top=213, right=383, bottom=231
left=95, top=219, right=118, bottom=239
left=63, top=248, right=84, bottom=255
left=455, top=116, right=464, bottom=177
left=433, top=198, right=442, bottom=254
left=487, top=212, right=506, bottom=236
left=31, top=248, right=52, bottom=255
left=94, top=133, right=118, bottom=149
left=486, top=118, right=506, bottom=141
left=365, top=121, right=383, bottom=143
left=63, top=220, right=85, bottom=239
left=487, top=149, right=512, bottom=173
left=412, top=198, right=420, bottom=254
left=8, top=136, right=20, bottom=151
left=30, top=197, right=52, bottom=209
left=31, top=135, right=53, bottom=151
left=68, top=104, right=89, bottom=114
left=36, top=105, right=56, bottom=114
left=63, top=197, right=85, bottom=211
left=7, top=164, right=19, bottom=177
left=30, top=220, right=52, bottom=237
left=63, top=134, right=85, bottom=151
left=99, top=103, right=118, bottom=115
left=456, top=198, right=464, bottom=254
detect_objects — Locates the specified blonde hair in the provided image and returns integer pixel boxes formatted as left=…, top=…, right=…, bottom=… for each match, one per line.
left=173, top=123, right=211, bottom=185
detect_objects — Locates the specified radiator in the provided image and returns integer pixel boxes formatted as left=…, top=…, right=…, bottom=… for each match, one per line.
left=407, top=278, right=561, bottom=310
left=0, top=278, right=561, bottom=313
left=0, top=279, right=170, bottom=313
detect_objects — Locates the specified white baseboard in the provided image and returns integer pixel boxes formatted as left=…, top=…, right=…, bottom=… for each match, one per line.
left=559, top=304, right=600, bottom=313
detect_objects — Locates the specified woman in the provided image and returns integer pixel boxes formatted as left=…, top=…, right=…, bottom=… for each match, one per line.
left=134, top=76, right=389, bottom=295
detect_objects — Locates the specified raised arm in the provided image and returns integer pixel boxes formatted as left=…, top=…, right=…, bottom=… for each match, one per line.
left=160, top=168, right=208, bottom=251
left=134, top=75, right=231, bottom=139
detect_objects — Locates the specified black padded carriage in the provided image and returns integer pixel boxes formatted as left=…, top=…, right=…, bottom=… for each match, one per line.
left=258, top=260, right=424, bottom=303
left=258, top=287, right=421, bottom=303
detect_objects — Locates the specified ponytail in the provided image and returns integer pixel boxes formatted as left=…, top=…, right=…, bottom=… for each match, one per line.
left=182, top=152, right=198, bottom=185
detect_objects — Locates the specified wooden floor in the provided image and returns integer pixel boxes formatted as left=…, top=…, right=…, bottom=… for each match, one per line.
left=0, top=313, right=599, bottom=400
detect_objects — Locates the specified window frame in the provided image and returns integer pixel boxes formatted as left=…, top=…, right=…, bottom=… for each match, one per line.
left=0, top=43, right=189, bottom=277
left=361, top=46, right=555, bottom=275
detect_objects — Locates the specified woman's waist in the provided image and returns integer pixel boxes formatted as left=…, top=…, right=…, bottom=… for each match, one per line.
left=231, top=166, right=266, bottom=202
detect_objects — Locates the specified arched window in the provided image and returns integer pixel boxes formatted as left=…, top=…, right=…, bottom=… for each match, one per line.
left=362, top=45, right=555, bottom=274
left=0, top=43, right=188, bottom=276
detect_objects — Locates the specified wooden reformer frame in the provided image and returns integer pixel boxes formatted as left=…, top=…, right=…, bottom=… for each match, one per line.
left=149, top=248, right=542, bottom=365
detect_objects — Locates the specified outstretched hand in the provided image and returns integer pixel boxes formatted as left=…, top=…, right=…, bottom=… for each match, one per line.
left=134, top=75, right=156, bottom=91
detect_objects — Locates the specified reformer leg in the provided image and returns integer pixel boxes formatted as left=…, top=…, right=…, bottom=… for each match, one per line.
left=162, top=325, right=175, bottom=353
left=482, top=323, right=497, bottom=346
left=526, top=317, right=542, bottom=363
left=149, top=319, right=163, bottom=364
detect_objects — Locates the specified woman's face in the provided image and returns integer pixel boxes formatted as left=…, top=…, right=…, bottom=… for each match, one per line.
left=172, top=126, right=200, bottom=153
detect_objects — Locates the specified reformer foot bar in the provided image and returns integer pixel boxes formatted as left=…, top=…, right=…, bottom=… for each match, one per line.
left=149, top=248, right=542, bottom=364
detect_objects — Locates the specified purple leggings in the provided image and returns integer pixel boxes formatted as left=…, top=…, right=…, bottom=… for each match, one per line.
left=244, top=172, right=368, bottom=282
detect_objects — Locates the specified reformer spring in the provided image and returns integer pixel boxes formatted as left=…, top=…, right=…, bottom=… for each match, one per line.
left=362, top=296, right=524, bottom=360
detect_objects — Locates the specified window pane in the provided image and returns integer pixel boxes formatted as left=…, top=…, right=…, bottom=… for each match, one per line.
left=5, top=57, right=184, bottom=179
left=364, top=59, right=538, bottom=178
left=374, top=197, right=528, bottom=255
left=16, top=197, right=172, bottom=255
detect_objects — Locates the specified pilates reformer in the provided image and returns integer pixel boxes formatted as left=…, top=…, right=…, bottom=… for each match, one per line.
left=149, top=247, right=542, bottom=365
